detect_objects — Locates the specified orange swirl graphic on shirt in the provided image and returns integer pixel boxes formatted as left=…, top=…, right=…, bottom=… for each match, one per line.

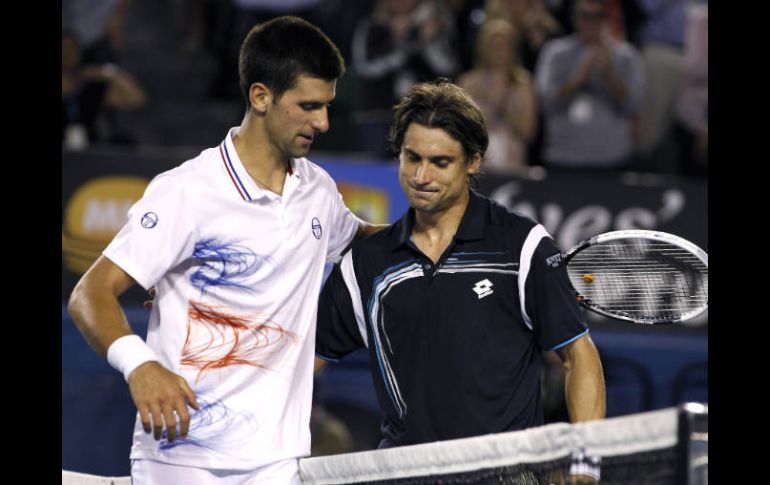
left=182, top=301, right=297, bottom=381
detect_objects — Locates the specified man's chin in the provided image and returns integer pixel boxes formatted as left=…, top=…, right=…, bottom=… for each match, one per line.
left=290, top=147, right=311, bottom=158
left=409, top=198, right=437, bottom=213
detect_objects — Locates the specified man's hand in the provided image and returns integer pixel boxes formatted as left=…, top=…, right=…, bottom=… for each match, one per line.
left=355, top=222, right=389, bottom=240
left=128, top=361, right=199, bottom=443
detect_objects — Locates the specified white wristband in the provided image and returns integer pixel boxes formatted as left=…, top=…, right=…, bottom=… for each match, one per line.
left=106, top=335, right=158, bottom=382
left=569, top=450, right=601, bottom=480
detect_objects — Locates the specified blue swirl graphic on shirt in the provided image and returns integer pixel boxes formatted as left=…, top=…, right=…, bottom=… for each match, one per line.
left=191, top=239, right=274, bottom=295
left=159, top=398, right=259, bottom=451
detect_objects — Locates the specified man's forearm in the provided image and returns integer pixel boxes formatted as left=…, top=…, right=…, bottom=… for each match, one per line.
left=565, top=364, right=606, bottom=422
left=69, top=281, right=135, bottom=358
left=561, top=336, right=606, bottom=422
left=68, top=256, right=138, bottom=357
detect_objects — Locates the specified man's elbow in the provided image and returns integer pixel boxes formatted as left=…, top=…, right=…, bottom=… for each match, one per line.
left=68, top=269, right=112, bottom=325
left=559, top=335, right=601, bottom=367
left=576, top=336, right=603, bottom=368
left=68, top=275, right=93, bottom=325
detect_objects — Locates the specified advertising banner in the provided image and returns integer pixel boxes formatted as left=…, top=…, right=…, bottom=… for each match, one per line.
left=63, top=150, right=706, bottom=309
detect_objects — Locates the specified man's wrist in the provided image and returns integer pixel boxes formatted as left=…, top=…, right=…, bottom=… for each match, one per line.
left=569, top=449, right=601, bottom=480
left=106, top=334, right=158, bottom=382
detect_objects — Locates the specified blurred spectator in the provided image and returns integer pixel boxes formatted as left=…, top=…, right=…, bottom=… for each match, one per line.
left=62, top=31, right=148, bottom=149
left=170, top=0, right=207, bottom=53
left=483, top=0, right=562, bottom=169
left=673, top=1, right=707, bottom=176
left=535, top=0, right=643, bottom=171
left=484, top=0, right=562, bottom=73
left=207, top=0, right=327, bottom=99
left=351, top=0, right=460, bottom=158
left=549, top=0, right=645, bottom=46
left=315, top=0, right=380, bottom=63
left=635, top=0, right=688, bottom=173
left=444, top=0, right=487, bottom=72
left=62, top=0, right=132, bottom=64
left=458, top=19, right=537, bottom=175
left=636, top=0, right=685, bottom=48
left=311, top=1, right=379, bottom=153
left=606, top=0, right=646, bottom=45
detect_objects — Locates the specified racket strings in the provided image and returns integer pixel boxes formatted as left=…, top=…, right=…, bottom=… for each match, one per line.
left=567, top=240, right=707, bottom=321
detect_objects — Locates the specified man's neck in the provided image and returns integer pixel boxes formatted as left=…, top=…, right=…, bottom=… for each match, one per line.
left=410, top=193, right=469, bottom=263
left=232, top=114, right=288, bottom=195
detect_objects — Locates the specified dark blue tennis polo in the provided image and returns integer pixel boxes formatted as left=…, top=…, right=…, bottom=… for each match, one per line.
left=316, top=190, right=588, bottom=448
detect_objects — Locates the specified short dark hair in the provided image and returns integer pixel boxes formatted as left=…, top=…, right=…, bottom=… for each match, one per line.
left=238, top=16, right=345, bottom=105
left=388, top=79, right=488, bottom=162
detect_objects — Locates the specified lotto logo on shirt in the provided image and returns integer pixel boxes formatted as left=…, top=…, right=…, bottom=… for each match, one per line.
left=472, top=279, right=494, bottom=299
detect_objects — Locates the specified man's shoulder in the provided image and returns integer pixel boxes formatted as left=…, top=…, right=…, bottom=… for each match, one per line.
left=294, top=157, right=352, bottom=201
left=156, top=152, right=207, bottom=178
left=294, top=157, right=334, bottom=183
left=352, top=223, right=397, bottom=251
left=345, top=223, right=400, bottom=267
left=480, top=194, right=537, bottom=225
left=481, top=195, right=540, bottom=240
left=146, top=149, right=217, bottom=194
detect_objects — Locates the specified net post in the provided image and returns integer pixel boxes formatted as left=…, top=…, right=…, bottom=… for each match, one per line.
left=678, top=402, right=709, bottom=485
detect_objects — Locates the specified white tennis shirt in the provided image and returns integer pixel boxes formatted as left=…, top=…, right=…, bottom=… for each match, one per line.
left=103, top=127, right=361, bottom=470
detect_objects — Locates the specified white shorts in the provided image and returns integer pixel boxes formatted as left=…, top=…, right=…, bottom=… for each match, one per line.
left=130, top=458, right=300, bottom=485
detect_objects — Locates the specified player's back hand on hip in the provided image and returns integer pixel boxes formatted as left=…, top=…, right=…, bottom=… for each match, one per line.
left=127, top=361, right=200, bottom=443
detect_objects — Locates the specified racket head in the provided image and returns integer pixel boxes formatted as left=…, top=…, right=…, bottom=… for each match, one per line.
left=563, top=230, right=708, bottom=324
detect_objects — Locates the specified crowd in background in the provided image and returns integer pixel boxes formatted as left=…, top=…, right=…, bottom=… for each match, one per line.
left=62, top=0, right=707, bottom=177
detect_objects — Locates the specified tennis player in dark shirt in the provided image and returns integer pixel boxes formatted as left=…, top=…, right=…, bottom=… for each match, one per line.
left=316, top=81, right=605, bottom=466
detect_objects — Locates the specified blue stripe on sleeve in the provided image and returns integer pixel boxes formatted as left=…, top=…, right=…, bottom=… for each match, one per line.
left=314, top=353, right=340, bottom=363
left=548, top=329, right=590, bottom=351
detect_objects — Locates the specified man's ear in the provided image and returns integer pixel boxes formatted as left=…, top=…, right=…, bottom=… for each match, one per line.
left=249, top=82, right=271, bottom=114
left=468, top=152, right=482, bottom=175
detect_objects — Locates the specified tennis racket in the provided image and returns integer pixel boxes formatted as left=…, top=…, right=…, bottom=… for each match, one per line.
left=563, top=230, right=708, bottom=324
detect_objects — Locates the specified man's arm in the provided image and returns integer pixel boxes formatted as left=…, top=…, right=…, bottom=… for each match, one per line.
left=68, top=255, right=199, bottom=442
left=555, top=333, right=605, bottom=422
left=556, top=334, right=605, bottom=484
left=316, top=255, right=368, bottom=359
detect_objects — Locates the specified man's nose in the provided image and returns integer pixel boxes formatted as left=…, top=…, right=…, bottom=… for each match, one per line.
left=413, top=162, right=432, bottom=185
left=311, top=107, right=329, bottom=133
